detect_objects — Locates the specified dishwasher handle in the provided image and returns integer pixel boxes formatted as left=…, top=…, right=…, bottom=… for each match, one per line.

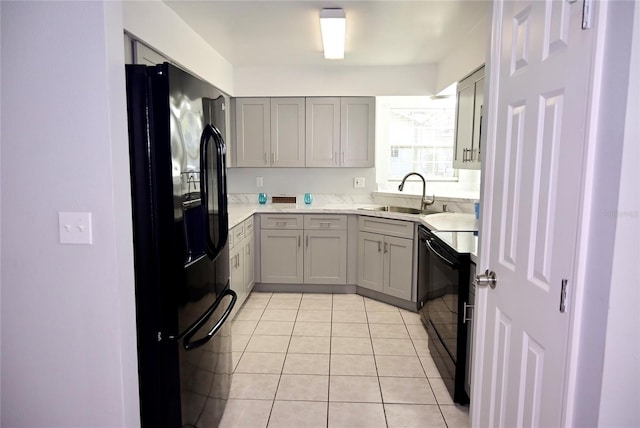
left=423, top=238, right=459, bottom=269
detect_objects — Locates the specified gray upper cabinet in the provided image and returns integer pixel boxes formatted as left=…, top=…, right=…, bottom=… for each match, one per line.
left=340, top=97, right=375, bottom=167
left=235, top=97, right=305, bottom=167
left=233, top=96, right=375, bottom=168
left=271, top=98, right=306, bottom=167
left=132, top=40, right=168, bottom=66
left=305, top=98, right=341, bottom=167
left=235, top=98, right=271, bottom=167
left=453, top=66, right=484, bottom=170
left=306, top=97, right=375, bottom=167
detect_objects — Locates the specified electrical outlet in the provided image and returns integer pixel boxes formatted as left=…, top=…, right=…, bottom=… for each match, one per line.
left=256, top=176, right=263, bottom=187
left=58, top=212, right=93, bottom=245
left=354, top=177, right=365, bottom=188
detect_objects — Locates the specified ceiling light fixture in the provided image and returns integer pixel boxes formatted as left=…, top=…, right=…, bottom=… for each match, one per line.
left=320, top=8, right=346, bottom=60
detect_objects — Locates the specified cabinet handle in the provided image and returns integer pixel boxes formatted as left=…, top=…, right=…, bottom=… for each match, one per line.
left=298, top=235, right=301, bottom=248
left=306, top=235, right=309, bottom=248
left=271, top=152, right=275, bottom=164
left=384, top=242, right=388, bottom=253
left=477, top=105, right=483, bottom=161
left=320, top=222, right=332, bottom=228
left=264, top=152, right=268, bottom=164
left=378, top=241, right=382, bottom=252
left=237, top=254, right=241, bottom=268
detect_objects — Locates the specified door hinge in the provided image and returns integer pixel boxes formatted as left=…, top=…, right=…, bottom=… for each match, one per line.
left=559, top=279, right=568, bottom=313
left=582, top=0, right=592, bottom=30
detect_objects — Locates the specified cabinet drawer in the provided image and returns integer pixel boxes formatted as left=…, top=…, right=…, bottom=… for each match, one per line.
left=233, top=223, right=246, bottom=242
left=244, top=216, right=254, bottom=235
left=304, top=214, right=347, bottom=230
left=358, top=216, right=414, bottom=239
left=261, top=214, right=303, bottom=230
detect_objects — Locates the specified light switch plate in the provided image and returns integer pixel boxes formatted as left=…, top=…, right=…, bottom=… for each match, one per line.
left=256, top=176, right=264, bottom=187
left=59, top=212, right=93, bottom=245
left=354, top=177, right=365, bottom=188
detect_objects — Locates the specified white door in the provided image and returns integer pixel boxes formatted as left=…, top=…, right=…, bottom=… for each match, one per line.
left=473, top=1, right=596, bottom=426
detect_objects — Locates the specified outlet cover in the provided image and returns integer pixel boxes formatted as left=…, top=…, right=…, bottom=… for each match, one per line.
left=59, top=212, right=93, bottom=245
left=354, top=177, right=365, bottom=188
left=256, top=176, right=264, bottom=187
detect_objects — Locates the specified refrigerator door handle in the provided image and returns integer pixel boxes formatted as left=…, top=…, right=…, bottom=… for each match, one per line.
left=200, top=124, right=229, bottom=259
left=183, top=289, right=237, bottom=351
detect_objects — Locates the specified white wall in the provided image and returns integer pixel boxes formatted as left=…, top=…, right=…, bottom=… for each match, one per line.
left=227, top=167, right=376, bottom=197
left=598, top=1, right=640, bottom=425
left=123, top=0, right=234, bottom=94
left=1, top=2, right=138, bottom=426
left=569, top=1, right=639, bottom=425
left=435, top=11, right=490, bottom=94
left=234, top=64, right=438, bottom=97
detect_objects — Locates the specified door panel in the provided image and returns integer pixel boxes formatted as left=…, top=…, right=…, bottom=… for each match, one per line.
left=260, top=230, right=303, bottom=283
left=271, top=98, right=305, bottom=167
left=305, top=98, right=340, bottom=167
left=304, top=231, right=347, bottom=284
left=357, top=232, right=384, bottom=292
left=474, top=1, right=596, bottom=426
left=383, top=236, right=413, bottom=301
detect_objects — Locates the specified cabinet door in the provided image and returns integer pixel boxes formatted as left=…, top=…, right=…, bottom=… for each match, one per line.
left=260, top=230, right=303, bottom=283
left=229, top=245, right=244, bottom=319
left=243, top=234, right=255, bottom=293
left=383, top=236, right=413, bottom=300
left=235, top=98, right=270, bottom=167
left=472, top=77, right=484, bottom=165
left=453, top=67, right=484, bottom=170
left=340, top=97, right=375, bottom=167
left=305, top=97, right=340, bottom=167
left=453, top=79, right=475, bottom=169
left=271, top=98, right=305, bottom=167
left=304, top=230, right=347, bottom=284
left=357, top=232, right=384, bottom=292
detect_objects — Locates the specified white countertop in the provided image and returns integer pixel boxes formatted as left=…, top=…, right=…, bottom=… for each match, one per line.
left=229, top=203, right=478, bottom=235
left=229, top=203, right=478, bottom=228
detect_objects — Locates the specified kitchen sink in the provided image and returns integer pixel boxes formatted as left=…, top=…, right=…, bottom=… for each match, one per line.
left=358, top=205, right=442, bottom=215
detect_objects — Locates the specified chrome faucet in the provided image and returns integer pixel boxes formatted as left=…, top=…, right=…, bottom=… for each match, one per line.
left=398, top=172, right=435, bottom=212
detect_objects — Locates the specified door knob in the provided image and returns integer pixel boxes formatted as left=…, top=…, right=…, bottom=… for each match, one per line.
left=474, top=270, right=497, bottom=289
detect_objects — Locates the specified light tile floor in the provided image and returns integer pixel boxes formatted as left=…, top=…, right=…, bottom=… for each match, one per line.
left=220, top=292, right=469, bottom=428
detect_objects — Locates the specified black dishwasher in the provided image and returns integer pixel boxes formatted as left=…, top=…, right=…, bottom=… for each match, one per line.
left=417, top=225, right=474, bottom=405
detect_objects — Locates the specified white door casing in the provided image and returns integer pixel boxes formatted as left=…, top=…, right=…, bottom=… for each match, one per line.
left=473, top=1, right=596, bottom=427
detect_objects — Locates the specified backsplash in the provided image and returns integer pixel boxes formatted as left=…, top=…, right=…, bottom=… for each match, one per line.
left=228, top=193, right=375, bottom=205
left=228, top=192, right=475, bottom=214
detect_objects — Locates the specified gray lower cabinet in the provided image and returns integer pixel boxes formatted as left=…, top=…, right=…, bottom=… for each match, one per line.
left=357, top=216, right=413, bottom=301
left=260, top=214, right=347, bottom=285
left=260, top=229, right=304, bottom=283
left=229, top=217, right=255, bottom=317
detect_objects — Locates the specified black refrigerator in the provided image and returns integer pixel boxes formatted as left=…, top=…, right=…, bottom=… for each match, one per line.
left=125, top=63, right=236, bottom=427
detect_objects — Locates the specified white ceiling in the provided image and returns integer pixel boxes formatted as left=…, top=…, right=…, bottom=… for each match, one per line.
left=163, top=0, right=490, bottom=67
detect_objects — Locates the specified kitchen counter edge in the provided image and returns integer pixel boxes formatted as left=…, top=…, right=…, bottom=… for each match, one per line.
left=228, top=203, right=478, bottom=262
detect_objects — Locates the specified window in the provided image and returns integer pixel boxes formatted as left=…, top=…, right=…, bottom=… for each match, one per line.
left=376, top=96, right=458, bottom=192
